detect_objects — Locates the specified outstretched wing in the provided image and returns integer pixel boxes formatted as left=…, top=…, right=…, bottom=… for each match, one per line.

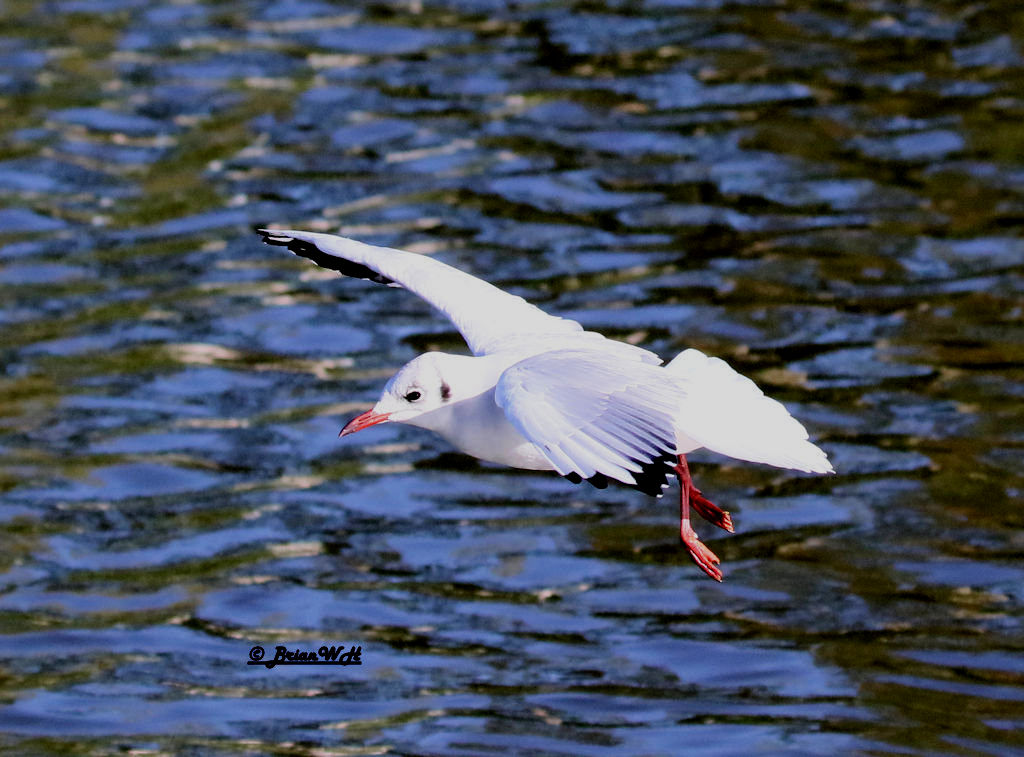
left=259, top=228, right=588, bottom=356
left=495, top=350, right=682, bottom=495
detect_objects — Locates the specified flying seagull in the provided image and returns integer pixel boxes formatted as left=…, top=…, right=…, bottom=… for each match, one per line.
left=258, top=228, right=833, bottom=581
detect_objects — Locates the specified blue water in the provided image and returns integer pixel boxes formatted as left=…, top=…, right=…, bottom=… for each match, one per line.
left=1, top=1, right=1022, bottom=754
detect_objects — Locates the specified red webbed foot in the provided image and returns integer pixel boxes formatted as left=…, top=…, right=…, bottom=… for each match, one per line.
left=681, top=522, right=723, bottom=582
left=690, top=490, right=734, bottom=533
left=675, top=454, right=728, bottom=581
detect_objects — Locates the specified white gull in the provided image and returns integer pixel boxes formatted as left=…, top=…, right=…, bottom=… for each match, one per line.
left=259, top=228, right=833, bottom=581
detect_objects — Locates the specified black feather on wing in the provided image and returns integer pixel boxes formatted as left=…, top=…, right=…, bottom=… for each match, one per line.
left=258, top=229, right=396, bottom=286
left=562, top=454, right=674, bottom=497
left=630, top=451, right=676, bottom=497
left=563, top=471, right=609, bottom=489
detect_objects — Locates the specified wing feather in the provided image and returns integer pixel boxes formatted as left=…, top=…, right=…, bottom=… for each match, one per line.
left=259, top=228, right=649, bottom=358
left=565, top=431, right=641, bottom=477
left=602, top=406, right=676, bottom=450
left=495, top=350, right=681, bottom=493
left=581, top=426, right=649, bottom=469
left=542, top=440, right=586, bottom=478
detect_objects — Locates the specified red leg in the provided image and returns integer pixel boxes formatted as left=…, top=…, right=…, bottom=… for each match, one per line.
left=676, top=456, right=733, bottom=532
left=675, top=455, right=723, bottom=582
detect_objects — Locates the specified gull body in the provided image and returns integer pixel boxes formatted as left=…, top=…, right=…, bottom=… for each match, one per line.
left=259, top=229, right=833, bottom=580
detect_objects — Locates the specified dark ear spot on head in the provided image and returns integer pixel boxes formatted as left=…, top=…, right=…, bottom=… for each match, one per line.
left=441, top=382, right=451, bottom=401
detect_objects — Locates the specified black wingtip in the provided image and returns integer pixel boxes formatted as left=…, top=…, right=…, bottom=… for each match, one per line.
left=562, top=457, right=673, bottom=497
left=257, top=228, right=293, bottom=246
left=256, top=227, right=396, bottom=286
left=563, top=471, right=609, bottom=489
left=630, top=452, right=676, bottom=497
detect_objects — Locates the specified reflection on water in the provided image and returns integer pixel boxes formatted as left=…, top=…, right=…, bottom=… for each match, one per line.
left=1, top=0, right=1022, bottom=753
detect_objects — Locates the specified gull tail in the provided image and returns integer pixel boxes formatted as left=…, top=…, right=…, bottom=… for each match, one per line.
left=667, top=349, right=834, bottom=474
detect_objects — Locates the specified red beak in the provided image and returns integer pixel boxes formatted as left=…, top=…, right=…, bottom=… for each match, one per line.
left=339, top=409, right=391, bottom=437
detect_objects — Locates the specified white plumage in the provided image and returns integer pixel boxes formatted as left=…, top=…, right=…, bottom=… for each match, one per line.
left=496, top=350, right=681, bottom=485
left=259, top=228, right=833, bottom=580
left=260, top=229, right=597, bottom=356
left=667, top=349, right=832, bottom=473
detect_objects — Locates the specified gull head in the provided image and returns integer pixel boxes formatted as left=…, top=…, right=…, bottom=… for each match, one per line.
left=339, top=352, right=464, bottom=437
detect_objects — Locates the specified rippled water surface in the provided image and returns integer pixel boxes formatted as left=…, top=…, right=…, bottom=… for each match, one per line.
left=1, top=0, right=1023, bottom=754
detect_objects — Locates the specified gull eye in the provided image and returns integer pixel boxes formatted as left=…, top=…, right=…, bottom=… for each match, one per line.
left=404, top=390, right=422, bottom=403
